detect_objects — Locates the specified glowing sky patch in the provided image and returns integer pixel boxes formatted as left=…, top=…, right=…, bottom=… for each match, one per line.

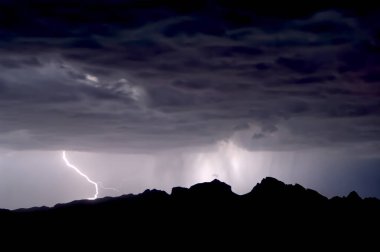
left=98, top=182, right=120, bottom=193
left=85, top=74, right=98, bottom=83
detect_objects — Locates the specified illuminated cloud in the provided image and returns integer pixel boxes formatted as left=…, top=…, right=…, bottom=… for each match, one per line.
left=0, top=1, right=378, bottom=156
left=85, top=74, right=99, bottom=83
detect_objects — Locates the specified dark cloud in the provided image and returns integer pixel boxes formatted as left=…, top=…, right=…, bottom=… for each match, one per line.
left=162, top=19, right=226, bottom=37
left=252, top=133, right=265, bottom=139
left=172, top=79, right=210, bottom=90
left=286, top=75, right=336, bottom=85
left=0, top=57, right=42, bottom=69
left=66, top=38, right=104, bottom=49
left=200, top=45, right=263, bottom=58
left=361, top=71, right=380, bottom=83
left=276, top=57, right=323, bottom=74
left=0, top=1, right=379, bottom=154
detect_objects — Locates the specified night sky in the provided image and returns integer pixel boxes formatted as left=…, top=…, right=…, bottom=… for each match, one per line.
left=1, top=1, right=380, bottom=209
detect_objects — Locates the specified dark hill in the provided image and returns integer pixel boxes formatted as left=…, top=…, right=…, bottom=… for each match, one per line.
left=1, top=177, right=379, bottom=245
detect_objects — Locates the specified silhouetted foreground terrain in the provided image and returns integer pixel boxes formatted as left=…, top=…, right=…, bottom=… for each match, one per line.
left=1, top=177, right=379, bottom=244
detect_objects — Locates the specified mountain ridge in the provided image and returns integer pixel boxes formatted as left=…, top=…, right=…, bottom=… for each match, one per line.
left=5, top=176, right=378, bottom=213
left=1, top=176, right=380, bottom=245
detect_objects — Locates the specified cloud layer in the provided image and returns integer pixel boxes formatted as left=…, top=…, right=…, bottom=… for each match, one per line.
left=0, top=1, right=379, bottom=153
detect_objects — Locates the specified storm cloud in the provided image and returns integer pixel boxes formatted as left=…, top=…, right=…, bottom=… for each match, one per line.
left=0, top=0, right=379, bottom=155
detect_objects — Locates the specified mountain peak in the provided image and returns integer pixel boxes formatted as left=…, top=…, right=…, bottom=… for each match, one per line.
left=347, top=191, right=361, bottom=201
left=249, top=176, right=286, bottom=193
left=246, top=176, right=328, bottom=204
left=189, top=179, right=232, bottom=193
left=260, top=177, right=285, bottom=186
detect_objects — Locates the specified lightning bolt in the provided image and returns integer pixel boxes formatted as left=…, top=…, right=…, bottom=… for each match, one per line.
left=98, top=182, right=120, bottom=193
left=62, top=150, right=98, bottom=200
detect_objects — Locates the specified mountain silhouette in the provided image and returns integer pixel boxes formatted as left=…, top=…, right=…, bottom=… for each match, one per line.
left=1, top=177, right=379, bottom=245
